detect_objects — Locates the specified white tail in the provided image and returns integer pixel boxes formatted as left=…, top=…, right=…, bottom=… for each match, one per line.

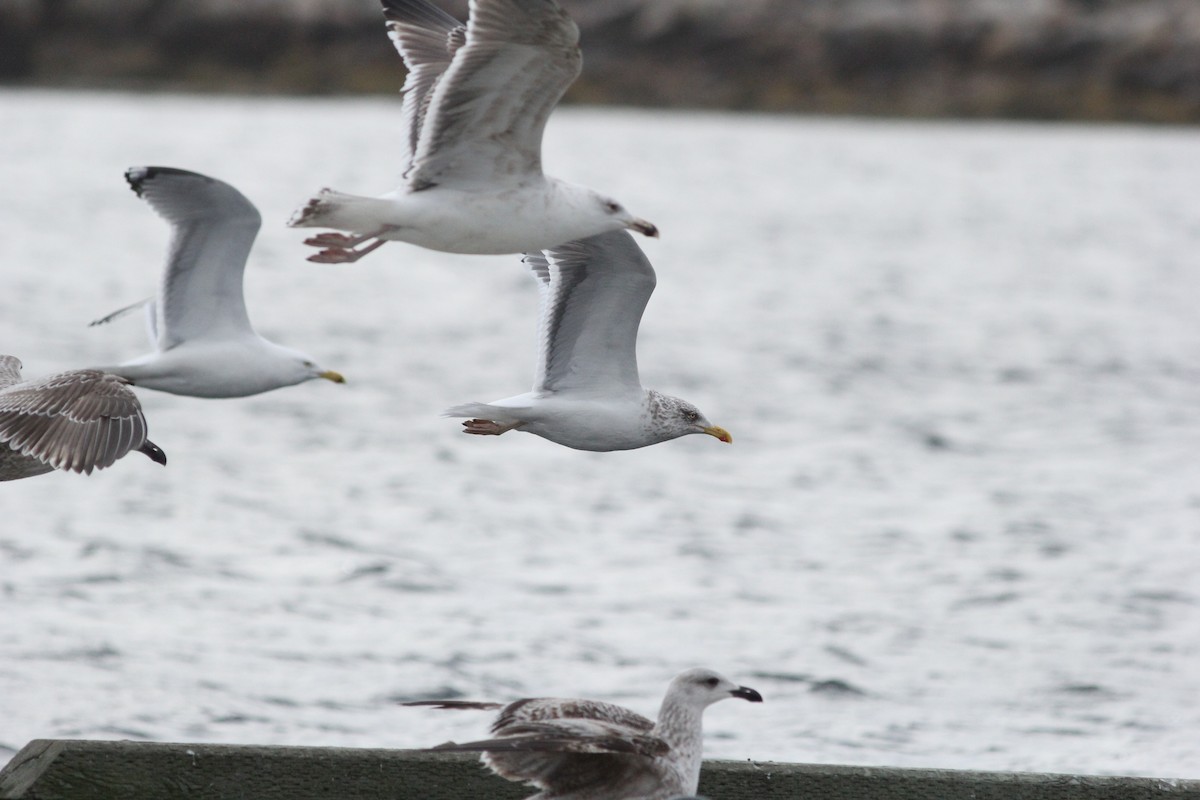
left=441, top=402, right=503, bottom=419
left=288, top=189, right=384, bottom=230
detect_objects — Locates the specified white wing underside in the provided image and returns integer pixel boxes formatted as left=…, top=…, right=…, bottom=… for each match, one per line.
left=385, top=0, right=582, bottom=190
left=528, top=231, right=656, bottom=396
left=128, top=167, right=262, bottom=350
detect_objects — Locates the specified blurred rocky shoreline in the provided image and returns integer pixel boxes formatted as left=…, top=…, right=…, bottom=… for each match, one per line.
left=2, top=0, right=1199, bottom=122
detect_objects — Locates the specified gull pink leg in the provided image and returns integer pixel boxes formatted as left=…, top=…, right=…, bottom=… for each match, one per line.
left=306, top=238, right=389, bottom=264
left=462, top=419, right=521, bottom=436
left=303, top=232, right=374, bottom=248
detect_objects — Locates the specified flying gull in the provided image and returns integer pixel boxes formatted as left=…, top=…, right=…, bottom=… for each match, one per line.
left=443, top=231, right=732, bottom=451
left=0, top=355, right=166, bottom=481
left=288, top=0, right=658, bottom=261
left=403, top=668, right=762, bottom=800
left=92, top=167, right=345, bottom=398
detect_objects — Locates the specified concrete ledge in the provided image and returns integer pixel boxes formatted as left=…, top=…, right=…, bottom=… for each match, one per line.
left=1, top=740, right=1197, bottom=799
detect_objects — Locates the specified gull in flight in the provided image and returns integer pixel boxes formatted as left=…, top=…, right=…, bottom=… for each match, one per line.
left=288, top=0, right=658, bottom=262
left=0, top=355, right=166, bottom=481
left=93, top=167, right=345, bottom=398
left=403, top=668, right=762, bottom=800
left=443, top=231, right=731, bottom=451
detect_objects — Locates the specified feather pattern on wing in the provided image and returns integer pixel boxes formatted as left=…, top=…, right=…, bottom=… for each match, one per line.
left=0, top=365, right=151, bottom=474
left=126, top=166, right=261, bottom=349
left=382, top=0, right=466, bottom=177
left=431, top=696, right=665, bottom=796
left=401, top=0, right=582, bottom=189
left=528, top=231, right=656, bottom=396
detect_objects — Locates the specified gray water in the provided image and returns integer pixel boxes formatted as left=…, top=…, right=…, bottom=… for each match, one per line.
left=1, top=89, right=1198, bottom=778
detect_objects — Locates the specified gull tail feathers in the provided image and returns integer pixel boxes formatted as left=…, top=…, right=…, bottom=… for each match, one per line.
left=288, top=188, right=390, bottom=230
left=441, top=402, right=505, bottom=419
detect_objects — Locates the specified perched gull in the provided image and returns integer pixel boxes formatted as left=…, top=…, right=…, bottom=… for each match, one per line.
left=287, top=0, right=658, bottom=261
left=92, top=167, right=345, bottom=398
left=0, top=355, right=167, bottom=482
left=443, top=231, right=732, bottom=451
left=403, top=668, right=762, bottom=800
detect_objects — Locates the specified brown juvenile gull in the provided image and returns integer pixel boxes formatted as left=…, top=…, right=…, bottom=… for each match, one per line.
left=92, top=167, right=345, bottom=398
left=287, top=0, right=658, bottom=262
left=403, top=668, right=762, bottom=800
left=0, top=355, right=167, bottom=482
left=443, top=231, right=732, bottom=451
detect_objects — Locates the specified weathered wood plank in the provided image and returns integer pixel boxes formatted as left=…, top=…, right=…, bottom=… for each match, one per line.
left=1, top=740, right=1197, bottom=800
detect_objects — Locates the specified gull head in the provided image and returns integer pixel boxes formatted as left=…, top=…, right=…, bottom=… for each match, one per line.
left=667, top=668, right=764, bottom=710
left=269, top=345, right=345, bottom=388
left=649, top=394, right=731, bottom=444
left=595, top=194, right=658, bottom=238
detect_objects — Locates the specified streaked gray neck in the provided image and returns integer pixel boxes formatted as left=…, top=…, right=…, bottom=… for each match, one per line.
left=653, top=696, right=705, bottom=795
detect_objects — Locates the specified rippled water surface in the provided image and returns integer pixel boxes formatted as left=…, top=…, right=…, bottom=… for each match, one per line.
left=1, top=90, right=1198, bottom=778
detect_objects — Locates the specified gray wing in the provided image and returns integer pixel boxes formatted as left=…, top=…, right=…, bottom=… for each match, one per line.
left=126, top=166, right=261, bottom=349
left=404, top=0, right=581, bottom=189
left=0, top=369, right=152, bottom=474
left=477, top=698, right=662, bottom=794
left=527, top=231, right=655, bottom=396
left=434, top=718, right=667, bottom=756
left=382, top=0, right=467, bottom=179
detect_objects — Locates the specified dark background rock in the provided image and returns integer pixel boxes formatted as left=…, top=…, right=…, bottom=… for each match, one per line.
left=2, top=0, right=1199, bottom=121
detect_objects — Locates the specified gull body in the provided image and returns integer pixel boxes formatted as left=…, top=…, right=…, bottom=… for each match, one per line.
left=0, top=355, right=166, bottom=481
left=94, top=167, right=344, bottom=398
left=443, top=231, right=731, bottom=451
left=404, top=668, right=763, bottom=800
left=288, top=0, right=657, bottom=262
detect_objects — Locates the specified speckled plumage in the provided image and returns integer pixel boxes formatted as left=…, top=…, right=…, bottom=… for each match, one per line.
left=404, top=668, right=763, bottom=800
left=443, top=232, right=731, bottom=451
left=0, top=355, right=166, bottom=481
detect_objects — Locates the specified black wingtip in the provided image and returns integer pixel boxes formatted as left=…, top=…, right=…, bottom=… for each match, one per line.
left=139, top=440, right=168, bottom=466
left=400, top=700, right=503, bottom=710
left=125, top=165, right=208, bottom=198
left=125, top=166, right=153, bottom=197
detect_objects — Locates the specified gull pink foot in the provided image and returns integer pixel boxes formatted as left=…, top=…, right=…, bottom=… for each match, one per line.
left=305, top=238, right=388, bottom=264
left=307, top=248, right=362, bottom=264
left=462, top=419, right=519, bottom=436
left=303, top=233, right=364, bottom=248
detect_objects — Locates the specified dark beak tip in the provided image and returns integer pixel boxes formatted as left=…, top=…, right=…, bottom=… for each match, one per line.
left=734, top=687, right=763, bottom=703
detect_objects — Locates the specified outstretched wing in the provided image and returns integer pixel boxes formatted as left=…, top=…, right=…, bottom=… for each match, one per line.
left=0, top=369, right=152, bottom=474
left=527, top=231, right=656, bottom=396
left=401, top=0, right=581, bottom=189
left=126, top=166, right=261, bottom=349
left=382, top=0, right=467, bottom=176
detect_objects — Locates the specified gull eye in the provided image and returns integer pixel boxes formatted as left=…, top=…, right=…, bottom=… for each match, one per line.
left=704, top=677, right=720, bottom=688
left=683, top=409, right=699, bottom=423
left=303, top=360, right=315, bottom=368
left=604, top=200, right=621, bottom=214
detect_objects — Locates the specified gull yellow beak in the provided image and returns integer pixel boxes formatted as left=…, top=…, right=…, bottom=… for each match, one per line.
left=319, top=370, right=346, bottom=384
left=703, top=425, right=732, bottom=444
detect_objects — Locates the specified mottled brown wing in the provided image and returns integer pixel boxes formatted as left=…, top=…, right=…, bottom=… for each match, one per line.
left=0, top=369, right=150, bottom=474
